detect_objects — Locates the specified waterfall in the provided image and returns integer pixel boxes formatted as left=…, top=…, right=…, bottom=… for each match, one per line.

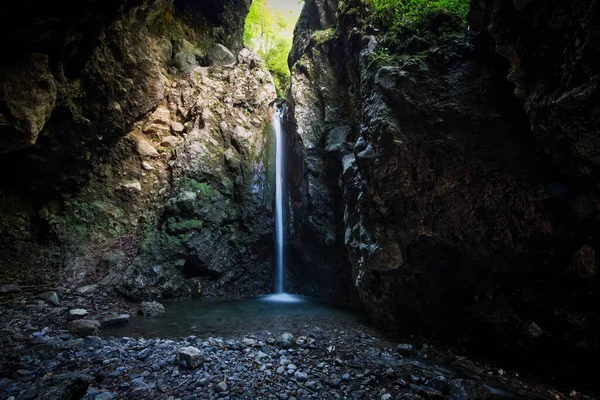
left=273, top=106, right=285, bottom=294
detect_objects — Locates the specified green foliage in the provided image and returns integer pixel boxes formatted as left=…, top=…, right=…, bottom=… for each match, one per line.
left=367, top=0, right=469, bottom=62
left=369, top=0, right=469, bottom=28
left=244, top=0, right=303, bottom=96
left=183, top=179, right=213, bottom=197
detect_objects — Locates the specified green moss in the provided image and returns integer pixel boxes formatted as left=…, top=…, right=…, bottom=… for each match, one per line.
left=168, top=219, right=204, bottom=233
left=183, top=178, right=213, bottom=197
left=311, top=28, right=336, bottom=45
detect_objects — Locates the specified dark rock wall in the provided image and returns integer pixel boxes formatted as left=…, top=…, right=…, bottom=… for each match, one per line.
left=286, top=0, right=599, bottom=383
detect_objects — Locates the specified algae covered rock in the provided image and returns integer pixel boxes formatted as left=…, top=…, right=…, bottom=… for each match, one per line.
left=68, top=320, right=101, bottom=337
left=139, top=301, right=166, bottom=317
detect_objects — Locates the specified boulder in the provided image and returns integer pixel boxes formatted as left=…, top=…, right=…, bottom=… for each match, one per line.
left=37, top=372, right=91, bottom=400
left=176, top=346, right=204, bottom=368
left=174, top=51, right=199, bottom=74
left=277, top=332, right=294, bottom=349
left=207, top=44, right=236, bottom=67
left=139, top=301, right=165, bottom=316
left=68, top=320, right=101, bottom=337
left=39, top=291, right=60, bottom=306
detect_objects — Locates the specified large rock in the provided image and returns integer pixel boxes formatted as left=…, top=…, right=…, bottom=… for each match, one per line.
left=176, top=346, right=204, bottom=368
left=174, top=51, right=199, bottom=73
left=207, top=44, right=236, bottom=66
left=38, top=372, right=91, bottom=400
left=39, top=291, right=61, bottom=306
left=139, top=301, right=165, bottom=316
left=68, top=320, right=101, bottom=337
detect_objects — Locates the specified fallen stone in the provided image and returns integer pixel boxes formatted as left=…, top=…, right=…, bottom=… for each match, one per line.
left=141, top=161, right=154, bottom=170
left=39, top=291, right=60, bottom=306
left=38, top=372, right=91, bottom=400
left=243, top=337, right=257, bottom=346
left=69, top=309, right=89, bottom=319
left=139, top=301, right=165, bottom=316
left=0, top=284, right=21, bottom=294
left=176, top=347, right=204, bottom=369
left=101, top=314, right=130, bottom=327
left=135, top=139, right=158, bottom=158
left=174, top=51, right=199, bottom=73
left=68, top=320, right=101, bottom=337
left=277, top=332, right=294, bottom=348
left=215, top=381, right=228, bottom=393
left=121, top=180, right=142, bottom=192
left=294, top=371, right=308, bottom=382
left=207, top=44, right=236, bottom=67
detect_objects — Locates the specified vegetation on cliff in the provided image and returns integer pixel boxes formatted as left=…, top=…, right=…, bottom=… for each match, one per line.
left=368, top=0, right=469, bottom=57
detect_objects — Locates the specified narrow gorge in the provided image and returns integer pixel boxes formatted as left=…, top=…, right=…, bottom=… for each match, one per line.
left=0, top=0, right=598, bottom=399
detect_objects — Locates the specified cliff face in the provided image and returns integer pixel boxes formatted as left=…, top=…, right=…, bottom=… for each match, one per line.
left=0, top=0, right=277, bottom=298
left=285, top=0, right=599, bottom=381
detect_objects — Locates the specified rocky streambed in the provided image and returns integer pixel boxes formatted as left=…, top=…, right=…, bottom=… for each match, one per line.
left=0, top=286, right=594, bottom=400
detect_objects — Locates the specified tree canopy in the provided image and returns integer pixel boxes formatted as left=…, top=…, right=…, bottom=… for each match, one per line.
left=244, top=0, right=303, bottom=97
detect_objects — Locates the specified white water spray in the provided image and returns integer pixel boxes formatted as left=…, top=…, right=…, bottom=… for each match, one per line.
left=273, top=106, right=285, bottom=294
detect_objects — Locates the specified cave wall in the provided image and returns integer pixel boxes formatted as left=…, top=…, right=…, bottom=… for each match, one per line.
left=0, top=0, right=278, bottom=298
left=285, top=0, right=599, bottom=381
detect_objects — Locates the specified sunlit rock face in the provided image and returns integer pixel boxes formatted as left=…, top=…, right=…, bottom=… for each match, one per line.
left=0, top=0, right=276, bottom=298
left=285, top=0, right=599, bottom=382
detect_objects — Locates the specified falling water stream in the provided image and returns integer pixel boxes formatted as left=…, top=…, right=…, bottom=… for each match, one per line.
left=273, top=106, right=285, bottom=294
